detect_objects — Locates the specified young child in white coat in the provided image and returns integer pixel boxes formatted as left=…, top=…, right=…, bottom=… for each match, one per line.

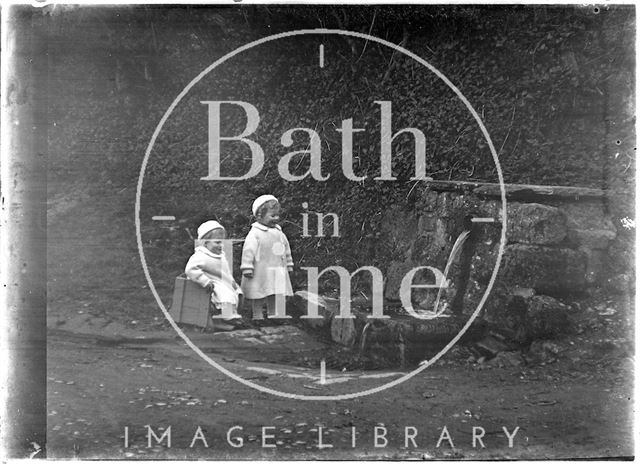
left=241, top=195, right=294, bottom=320
left=185, top=220, right=242, bottom=319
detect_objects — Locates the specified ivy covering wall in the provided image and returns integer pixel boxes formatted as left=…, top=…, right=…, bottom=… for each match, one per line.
left=45, top=5, right=635, bottom=297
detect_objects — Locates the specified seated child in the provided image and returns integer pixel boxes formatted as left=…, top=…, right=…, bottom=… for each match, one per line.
left=185, top=220, right=242, bottom=319
left=241, top=195, right=294, bottom=319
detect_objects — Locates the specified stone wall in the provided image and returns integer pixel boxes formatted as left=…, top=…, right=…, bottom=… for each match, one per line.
left=382, top=180, right=625, bottom=343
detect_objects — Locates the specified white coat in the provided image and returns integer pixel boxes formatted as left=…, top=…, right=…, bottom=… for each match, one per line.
left=185, top=246, right=241, bottom=305
left=240, top=222, right=293, bottom=299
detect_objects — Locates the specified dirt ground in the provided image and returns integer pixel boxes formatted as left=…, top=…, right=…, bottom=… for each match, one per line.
left=46, top=301, right=634, bottom=460
left=44, top=192, right=635, bottom=460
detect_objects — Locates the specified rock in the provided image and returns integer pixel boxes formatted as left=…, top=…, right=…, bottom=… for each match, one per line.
left=484, top=293, right=529, bottom=343
left=290, top=290, right=326, bottom=315
left=488, top=351, right=525, bottom=368
left=328, top=307, right=480, bottom=367
left=385, top=258, right=453, bottom=306
left=605, top=273, right=632, bottom=293
left=290, top=291, right=337, bottom=330
left=331, top=316, right=359, bottom=347
left=421, top=190, right=439, bottom=211
left=470, top=242, right=589, bottom=296
left=512, top=287, right=535, bottom=298
left=330, top=308, right=369, bottom=347
left=525, top=295, right=570, bottom=340
left=384, top=259, right=416, bottom=301
left=568, top=228, right=616, bottom=250
left=498, top=244, right=588, bottom=293
left=259, top=325, right=302, bottom=335
left=526, top=340, right=562, bottom=364
left=405, top=316, right=471, bottom=341
left=562, top=201, right=617, bottom=241
left=507, top=203, right=567, bottom=245
left=212, top=322, right=236, bottom=332
left=562, top=201, right=618, bottom=281
left=474, top=335, right=509, bottom=357
left=409, top=226, right=450, bottom=276
left=485, top=293, right=570, bottom=344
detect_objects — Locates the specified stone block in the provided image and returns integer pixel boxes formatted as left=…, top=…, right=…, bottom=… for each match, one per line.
left=506, top=203, right=567, bottom=245
left=421, top=190, right=439, bottom=211
left=468, top=243, right=588, bottom=294
left=498, top=244, right=588, bottom=293
left=561, top=200, right=607, bottom=228
left=384, top=257, right=453, bottom=309
left=561, top=201, right=617, bottom=249
left=568, top=228, right=616, bottom=250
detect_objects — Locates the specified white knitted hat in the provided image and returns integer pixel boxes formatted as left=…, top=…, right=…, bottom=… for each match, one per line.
left=252, top=194, right=278, bottom=216
left=197, top=220, right=224, bottom=239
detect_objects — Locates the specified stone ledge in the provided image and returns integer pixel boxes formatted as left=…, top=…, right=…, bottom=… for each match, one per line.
left=426, top=180, right=606, bottom=201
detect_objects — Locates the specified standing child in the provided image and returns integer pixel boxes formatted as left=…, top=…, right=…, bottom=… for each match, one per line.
left=241, top=195, right=294, bottom=319
left=185, top=220, right=242, bottom=319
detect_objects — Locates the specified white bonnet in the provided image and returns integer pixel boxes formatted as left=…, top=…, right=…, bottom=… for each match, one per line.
left=252, top=194, right=278, bottom=216
left=197, top=220, right=224, bottom=239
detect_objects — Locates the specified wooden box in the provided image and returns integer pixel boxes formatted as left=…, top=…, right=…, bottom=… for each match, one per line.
left=169, top=274, right=213, bottom=329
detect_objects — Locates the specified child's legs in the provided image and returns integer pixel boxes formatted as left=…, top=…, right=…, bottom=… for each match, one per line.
left=248, top=298, right=267, bottom=320
left=245, top=295, right=283, bottom=319
left=210, top=292, right=240, bottom=320
left=265, top=295, right=277, bottom=317
left=218, top=303, right=240, bottom=319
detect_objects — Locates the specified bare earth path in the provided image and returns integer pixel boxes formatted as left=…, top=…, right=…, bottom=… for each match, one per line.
left=44, top=189, right=635, bottom=460
left=46, top=323, right=633, bottom=460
